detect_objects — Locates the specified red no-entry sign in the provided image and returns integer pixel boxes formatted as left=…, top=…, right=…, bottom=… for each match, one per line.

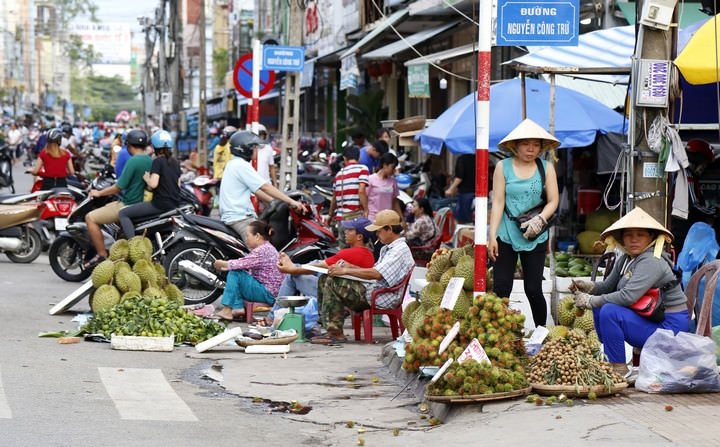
left=233, top=53, right=276, bottom=98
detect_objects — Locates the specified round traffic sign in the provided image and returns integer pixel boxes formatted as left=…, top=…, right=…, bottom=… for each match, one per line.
left=233, top=53, right=276, bottom=98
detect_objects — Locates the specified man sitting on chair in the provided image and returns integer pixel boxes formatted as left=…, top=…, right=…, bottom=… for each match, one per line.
left=309, top=210, right=414, bottom=344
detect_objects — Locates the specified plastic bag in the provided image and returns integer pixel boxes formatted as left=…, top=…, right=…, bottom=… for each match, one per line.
left=678, top=222, right=719, bottom=288
left=636, top=329, right=720, bottom=393
left=299, top=297, right=319, bottom=331
left=712, top=326, right=720, bottom=365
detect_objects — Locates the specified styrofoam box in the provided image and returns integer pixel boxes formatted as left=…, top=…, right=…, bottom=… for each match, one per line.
left=508, top=292, right=554, bottom=332
left=556, top=276, right=593, bottom=293
left=110, top=334, right=175, bottom=352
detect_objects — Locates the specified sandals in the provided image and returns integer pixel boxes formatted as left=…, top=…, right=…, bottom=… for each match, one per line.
left=309, top=333, right=347, bottom=345
left=83, top=254, right=107, bottom=270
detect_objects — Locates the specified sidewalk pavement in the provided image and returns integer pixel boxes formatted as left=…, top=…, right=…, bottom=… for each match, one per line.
left=188, top=321, right=720, bottom=446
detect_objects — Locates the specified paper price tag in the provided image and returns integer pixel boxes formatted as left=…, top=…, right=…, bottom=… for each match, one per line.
left=458, top=338, right=491, bottom=365
left=440, top=277, right=464, bottom=310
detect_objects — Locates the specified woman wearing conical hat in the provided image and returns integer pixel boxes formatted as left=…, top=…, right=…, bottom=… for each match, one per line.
left=489, top=119, right=560, bottom=327
left=570, top=207, right=688, bottom=381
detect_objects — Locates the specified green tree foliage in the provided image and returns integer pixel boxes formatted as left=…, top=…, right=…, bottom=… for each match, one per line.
left=70, top=75, right=140, bottom=122
left=66, top=34, right=101, bottom=67
left=53, top=0, right=99, bottom=27
left=212, top=48, right=229, bottom=88
left=338, top=89, right=388, bottom=145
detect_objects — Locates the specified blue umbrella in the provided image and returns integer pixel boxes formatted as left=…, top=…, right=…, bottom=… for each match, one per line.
left=417, top=77, right=628, bottom=155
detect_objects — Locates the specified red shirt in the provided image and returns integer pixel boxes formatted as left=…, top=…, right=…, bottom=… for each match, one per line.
left=39, top=149, right=71, bottom=178
left=325, top=246, right=374, bottom=268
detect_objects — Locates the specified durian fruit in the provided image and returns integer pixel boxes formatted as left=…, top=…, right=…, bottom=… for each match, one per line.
left=586, top=330, right=601, bottom=349
left=462, top=243, right=474, bottom=257
left=573, top=310, right=594, bottom=333
left=454, top=255, right=475, bottom=291
left=427, top=254, right=450, bottom=282
left=120, top=290, right=142, bottom=302
left=439, top=267, right=456, bottom=289
left=115, top=270, right=142, bottom=294
left=114, top=261, right=132, bottom=275
left=419, top=282, right=445, bottom=307
left=133, top=259, right=157, bottom=285
left=128, top=236, right=153, bottom=263
left=91, top=284, right=121, bottom=314
left=143, top=286, right=166, bottom=299
left=402, top=300, right=421, bottom=330
left=450, top=248, right=465, bottom=266
left=558, top=296, right=577, bottom=327
left=568, top=327, right=586, bottom=339
left=153, top=262, right=166, bottom=279
left=547, top=325, right=569, bottom=340
left=109, top=239, right=129, bottom=262
left=164, top=283, right=184, bottom=305
left=409, top=307, right=427, bottom=338
left=91, top=259, right=116, bottom=288
left=452, top=289, right=473, bottom=319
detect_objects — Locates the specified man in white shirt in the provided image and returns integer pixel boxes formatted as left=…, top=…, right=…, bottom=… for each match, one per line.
left=7, top=122, right=23, bottom=164
left=255, top=124, right=277, bottom=187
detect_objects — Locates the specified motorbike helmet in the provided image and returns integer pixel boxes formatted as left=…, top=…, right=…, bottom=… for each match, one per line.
left=222, top=125, right=238, bottom=139
left=47, top=128, right=63, bottom=144
left=686, top=139, right=714, bottom=165
left=125, top=129, right=148, bottom=148
left=151, top=130, right=174, bottom=149
left=229, top=131, right=264, bottom=160
left=61, top=123, right=72, bottom=136
left=396, top=173, right=412, bottom=190
left=256, top=124, right=267, bottom=136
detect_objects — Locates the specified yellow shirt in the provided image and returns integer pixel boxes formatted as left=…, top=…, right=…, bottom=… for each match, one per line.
left=213, top=142, right=232, bottom=179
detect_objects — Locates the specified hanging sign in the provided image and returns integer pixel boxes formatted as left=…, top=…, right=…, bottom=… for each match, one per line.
left=496, top=0, right=579, bottom=46
left=408, top=64, right=430, bottom=98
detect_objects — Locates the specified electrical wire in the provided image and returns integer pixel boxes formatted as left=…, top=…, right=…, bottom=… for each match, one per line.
left=368, top=0, right=473, bottom=81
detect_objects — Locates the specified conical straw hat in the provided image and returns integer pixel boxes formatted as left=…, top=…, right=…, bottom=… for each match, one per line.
left=601, top=207, right=673, bottom=243
left=497, top=118, right=561, bottom=154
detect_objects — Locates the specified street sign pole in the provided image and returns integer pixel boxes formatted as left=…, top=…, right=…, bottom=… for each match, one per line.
left=474, top=0, right=492, bottom=294
left=251, top=39, right=261, bottom=133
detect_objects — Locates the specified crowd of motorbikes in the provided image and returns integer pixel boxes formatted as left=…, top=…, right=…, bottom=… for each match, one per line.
left=0, top=136, right=430, bottom=306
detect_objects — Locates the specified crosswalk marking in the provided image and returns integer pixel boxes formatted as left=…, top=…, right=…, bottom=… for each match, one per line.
left=99, top=367, right=197, bottom=421
left=0, top=366, right=11, bottom=419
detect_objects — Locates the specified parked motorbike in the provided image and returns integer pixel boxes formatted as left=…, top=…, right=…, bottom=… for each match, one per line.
left=0, top=144, right=15, bottom=193
left=162, top=190, right=336, bottom=305
left=0, top=201, right=45, bottom=263
left=48, top=165, right=201, bottom=282
left=182, top=175, right=219, bottom=216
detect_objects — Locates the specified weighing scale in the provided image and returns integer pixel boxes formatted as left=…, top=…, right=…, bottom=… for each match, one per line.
left=276, top=296, right=309, bottom=342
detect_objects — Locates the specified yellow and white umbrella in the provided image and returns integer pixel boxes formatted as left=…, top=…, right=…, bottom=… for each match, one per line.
left=675, top=14, right=720, bottom=85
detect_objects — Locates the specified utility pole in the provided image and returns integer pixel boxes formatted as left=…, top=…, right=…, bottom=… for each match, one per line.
left=168, top=0, right=183, bottom=157
left=157, top=2, right=167, bottom=130
left=139, top=16, right=154, bottom=128
left=628, top=0, right=674, bottom=224
left=197, top=0, right=208, bottom=172
left=278, top=1, right=304, bottom=190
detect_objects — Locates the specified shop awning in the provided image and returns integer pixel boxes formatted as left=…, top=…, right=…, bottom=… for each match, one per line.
left=339, top=8, right=410, bottom=60
left=361, top=22, right=459, bottom=60
left=616, top=2, right=708, bottom=28
left=404, top=42, right=476, bottom=66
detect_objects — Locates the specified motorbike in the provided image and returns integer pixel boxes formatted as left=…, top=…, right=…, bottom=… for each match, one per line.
left=0, top=200, right=45, bottom=263
left=161, top=190, right=336, bottom=305
left=48, top=164, right=202, bottom=282
left=0, top=144, right=15, bottom=193
left=182, top=175, right=219, bottom=216
left=79, top=143, right=110, bottom=175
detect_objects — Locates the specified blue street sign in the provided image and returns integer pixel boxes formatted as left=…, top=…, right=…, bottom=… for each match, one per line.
left=262, top=45, right=305, bottom=71
left=496, top=0, right=579, bottom=46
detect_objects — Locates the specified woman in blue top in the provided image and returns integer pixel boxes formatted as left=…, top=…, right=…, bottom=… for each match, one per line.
left=489, top=119, right=560, bottom=327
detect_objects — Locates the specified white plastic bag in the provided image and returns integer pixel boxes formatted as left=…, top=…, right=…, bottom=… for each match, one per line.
left=636, top=329, right=720, bottom=393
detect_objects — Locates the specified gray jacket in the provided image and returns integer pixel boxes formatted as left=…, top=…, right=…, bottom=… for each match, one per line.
left=592, top=249, right=686, bottom=309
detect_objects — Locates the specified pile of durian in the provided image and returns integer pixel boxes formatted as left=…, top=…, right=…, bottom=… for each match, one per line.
left=89, top=236, right=184, bottom=315
left=546, top=296, right=600, bottom=348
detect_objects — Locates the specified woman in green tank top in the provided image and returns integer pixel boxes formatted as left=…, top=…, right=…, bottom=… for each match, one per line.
left=488, top=119, right=561, bottom=327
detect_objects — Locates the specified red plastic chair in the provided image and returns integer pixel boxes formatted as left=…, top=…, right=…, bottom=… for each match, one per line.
left=409, top=233, right=442, bottom=266
left=244, top=301, right=273, bottom=323
left=685, top=259, right=720, bottom=337
left=352, top=267, right=414, bottom=343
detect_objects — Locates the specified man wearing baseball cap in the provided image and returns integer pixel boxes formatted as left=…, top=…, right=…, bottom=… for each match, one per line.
left=311, top=210, right=414, bottom=344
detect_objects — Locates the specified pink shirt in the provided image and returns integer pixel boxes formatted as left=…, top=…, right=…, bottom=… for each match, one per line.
left=227, top=241, right=285, bottom=296
left=367, top=173, right=399, bottom=221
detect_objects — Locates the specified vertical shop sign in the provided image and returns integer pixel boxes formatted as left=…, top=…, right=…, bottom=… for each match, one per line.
left=408, top=64, right=430, bottom=98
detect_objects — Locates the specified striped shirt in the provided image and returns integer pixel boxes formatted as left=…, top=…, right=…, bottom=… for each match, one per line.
left=227, top=241, right=285, bottom=296
left=332, top=161, right=369, bottom=220
left=366, top=237, right=414, bottom=309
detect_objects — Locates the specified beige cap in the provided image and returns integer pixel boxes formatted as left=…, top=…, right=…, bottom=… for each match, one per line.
left=365, top=210, right=402, bottom=231
left=600, top=207, right=673, bottom=242
left=497, top=119, right=561, bottom=154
